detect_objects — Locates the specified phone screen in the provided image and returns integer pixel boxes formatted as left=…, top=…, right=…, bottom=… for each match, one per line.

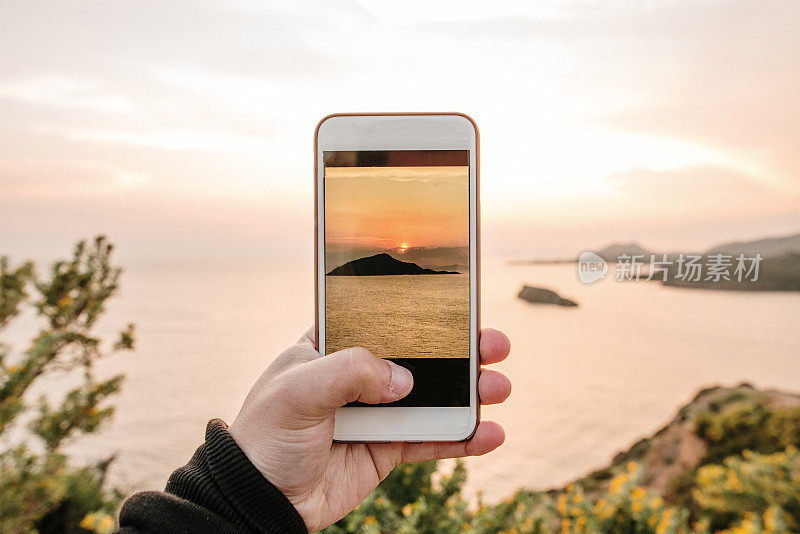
left=323, top=150, right=471, bottom=407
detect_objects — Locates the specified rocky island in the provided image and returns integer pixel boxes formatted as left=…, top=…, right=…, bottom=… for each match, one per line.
left=517, top=285, right=578, bottom=306
left=326, top=253, right=460, bottom=276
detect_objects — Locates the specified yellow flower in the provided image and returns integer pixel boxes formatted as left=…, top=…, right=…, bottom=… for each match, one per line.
left=560, top=518, right=571, bottom=534
left=728, top=513, right=758, bottom=534
left=97, top=515, right=115, bottom=534
left=627, top=461, right=638, bottom=474
left=566, top=483, right=575, bottom=493
left=557, top=494, right=568, bottom=515
left=631, top=486, right=646, bottom=501
left=632, top=500, right=643, bottom=514
left=58, top=296, right=72, bottom=308
left=697, top=464, right=725, bottom=486
left=364, top=515, right=377, bottom=525
left=573, top=493, right=583, bottom=504
left=650, top=497, right=664, bottom=508
left=576, top=516, right=587, bottom=530
left=609, top=473, right=628, bottom=496
left=594, top=498, right=614, bottom=520
left=723, top=471, right=743, bottom=492
left=593, top=498, right=607, bottom=512
left=80, top=513, right=96, bottom=530
left=656, top=508, right=674, bottom=534
left=763, top=506, right=778, bottom=531
left=694, top=518, right=710, bottom=532
left=402, top=503, right=414, bottom=517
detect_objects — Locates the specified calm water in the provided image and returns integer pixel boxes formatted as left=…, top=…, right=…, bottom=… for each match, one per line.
left=325, top=274, right=469, bottom=358
left=10, top=257, right=799, bottom=502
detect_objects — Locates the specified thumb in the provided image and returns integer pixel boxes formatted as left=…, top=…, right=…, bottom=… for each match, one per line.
left=294, top=347, right=414, bottom=416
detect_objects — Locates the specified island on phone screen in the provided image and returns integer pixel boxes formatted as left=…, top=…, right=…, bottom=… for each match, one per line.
left=324, top=150, right=470, bottom=407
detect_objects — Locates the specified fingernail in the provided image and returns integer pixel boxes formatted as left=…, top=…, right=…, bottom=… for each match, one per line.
left=388, top=361, right=413, bottom=397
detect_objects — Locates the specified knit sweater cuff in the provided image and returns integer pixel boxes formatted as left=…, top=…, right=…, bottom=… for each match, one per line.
left=200, top=419, right=307, bottom=533
left=119, top=419, right=307, bottom=534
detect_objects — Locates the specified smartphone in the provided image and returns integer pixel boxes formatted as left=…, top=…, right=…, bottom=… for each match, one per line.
left=314, top=113, right=479, bottom=442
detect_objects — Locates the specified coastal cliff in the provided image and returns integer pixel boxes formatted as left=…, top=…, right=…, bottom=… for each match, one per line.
left=568, top=383, right=800, bottom=500
left=330, top=383, right=800, bottom=533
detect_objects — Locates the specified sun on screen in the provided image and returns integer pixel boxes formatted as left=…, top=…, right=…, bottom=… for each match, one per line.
left=398, top=242, right=409, bottom=253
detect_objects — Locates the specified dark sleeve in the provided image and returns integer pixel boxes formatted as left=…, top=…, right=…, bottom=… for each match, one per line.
left=116, top=419, right=307, bottom=534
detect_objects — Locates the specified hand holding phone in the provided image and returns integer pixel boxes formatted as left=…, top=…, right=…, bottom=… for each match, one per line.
left=228, top=326, right=511, bottom=532
left=228, top=115, right=508, bottom=529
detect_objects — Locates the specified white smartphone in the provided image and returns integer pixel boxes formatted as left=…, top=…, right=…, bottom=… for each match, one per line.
left=314, top=113, right=479, bottom=442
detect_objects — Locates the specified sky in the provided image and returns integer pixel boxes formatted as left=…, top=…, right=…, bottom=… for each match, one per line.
left=325, top=166, right=468, bottom=251
left=1, top=0, right=799, bottom=263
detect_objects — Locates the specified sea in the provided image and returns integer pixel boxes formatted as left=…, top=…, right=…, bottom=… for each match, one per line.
left=7, top=257, right=800, bottom=502
left=325, top=273, right=469, bottom=358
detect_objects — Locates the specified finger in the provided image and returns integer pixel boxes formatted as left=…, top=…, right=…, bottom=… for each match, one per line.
left=298, top=326, right=316, bottom=346
left=480, top=328, right=511, bottom=365
left=293, top=347, right=414, bottom=416
left=262, top=327, right=322, bottom=374
left=263, top=341, right=320, bottom=376
left=478, top=369, right=512, bottom=405
left=398, top=421, right=505, bottom=464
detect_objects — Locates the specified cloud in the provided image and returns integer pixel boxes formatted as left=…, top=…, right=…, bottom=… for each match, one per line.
left=1, top=0, right=798, bottom=260
left=0, top=78, right=138, bottom=115
left=587, top=3, right=800, bottom=182
left=604, top=165, right=798, bottom=218
left=66, top=127, right=272, bottom=155
left=422, top=3, right=800, bottom=183
left=0, top=1, right=354, bottom=79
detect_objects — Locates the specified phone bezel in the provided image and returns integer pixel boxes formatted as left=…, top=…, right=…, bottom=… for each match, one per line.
left=314, top=112, right=480, bottom=442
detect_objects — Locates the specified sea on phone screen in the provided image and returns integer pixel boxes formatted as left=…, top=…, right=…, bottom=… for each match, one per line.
left=325, top=273, right=469, bottom=358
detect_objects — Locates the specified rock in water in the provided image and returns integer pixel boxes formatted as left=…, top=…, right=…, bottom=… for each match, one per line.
left=517, top=285, right=578, bottom=307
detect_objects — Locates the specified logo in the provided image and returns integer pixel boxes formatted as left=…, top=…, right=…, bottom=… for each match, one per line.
left=578, top=251, right=608, bottom=284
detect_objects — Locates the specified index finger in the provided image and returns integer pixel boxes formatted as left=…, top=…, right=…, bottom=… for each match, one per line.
left=298, top=325, right=316, bottom=347
left=479, top=328, right=511, bottom=365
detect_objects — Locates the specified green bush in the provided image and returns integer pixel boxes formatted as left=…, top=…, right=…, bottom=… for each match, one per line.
left=694, top=446, right=800, bottom=533
left=323, top=461, right=473, bottom=534
left=326, top=449, right=800, bottom=533
left=0, top=237, right=134, bottom=533
left=695, top=399, right=800, bottom=464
